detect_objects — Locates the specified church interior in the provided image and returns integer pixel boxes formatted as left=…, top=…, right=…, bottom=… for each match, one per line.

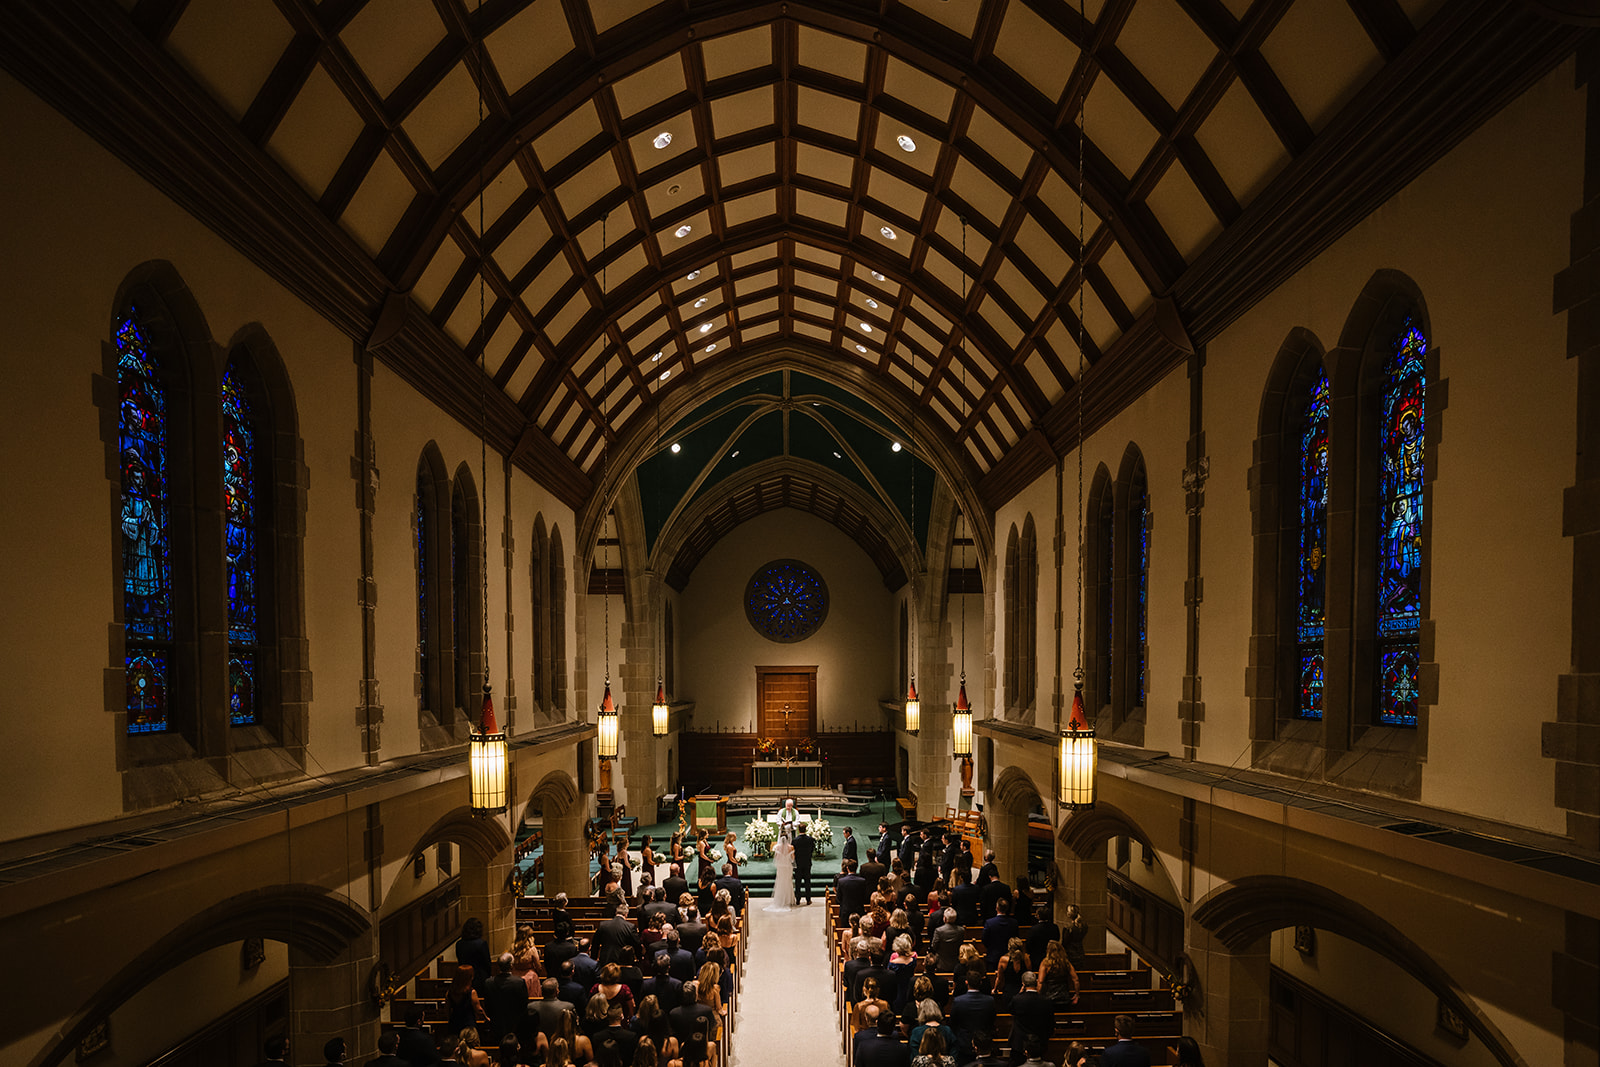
left=2, top=0, right=1598, bottom=1064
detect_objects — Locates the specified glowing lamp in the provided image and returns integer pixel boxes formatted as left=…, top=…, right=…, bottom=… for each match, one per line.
left=652, top=682, right=669, bottom=737
left=904, top=679, right=920, bottom=734
left=597, top=680, right=619, bottom=760
left=951, top=674, right=973, bottom=759
left=469, top=684, right=508, bottom=816
left=1059, top=678, right=1097, bottom=810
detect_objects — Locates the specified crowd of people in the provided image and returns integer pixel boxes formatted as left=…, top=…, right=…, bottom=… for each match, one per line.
left=254, top=817, right=1200, bottom=1067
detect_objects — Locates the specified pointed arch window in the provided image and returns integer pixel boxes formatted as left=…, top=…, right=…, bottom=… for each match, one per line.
left=1129, top=480, right=1149, bottom=710
left=1295, top=369, right=1331, bottom=721
left=118, top=312, right=174, bottom=734
left=530, top=518, right=547, bottom=709
left=415, top=445, right=450, bottom=720
left=222, top=358, right=272, bottom=727
left=1374, top=321, right=1427, bottom=726
left=550, top=528, right=568, bottom=713
left=451, top=467, right=484, bottom=714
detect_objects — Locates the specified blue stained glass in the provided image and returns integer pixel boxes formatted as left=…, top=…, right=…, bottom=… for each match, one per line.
left=118, top=313, right=173, bottom=733
left=1376, top=322, right=1426, bottom=726
left=1296, top=369, right=1330, bottom=719
left=745, top=560, right=829, bottom=642
left=229, top=654, right=257, bottom=726
left=1135, top=483, right=1148, bottom=706
left=417, top=472, right=430, bottom=705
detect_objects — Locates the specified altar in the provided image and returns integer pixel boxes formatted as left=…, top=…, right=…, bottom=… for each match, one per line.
left=751, top=760, right=824, bottom=790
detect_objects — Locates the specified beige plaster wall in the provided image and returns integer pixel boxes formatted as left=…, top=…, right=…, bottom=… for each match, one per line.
left=677, top=508, right=896, bottom=732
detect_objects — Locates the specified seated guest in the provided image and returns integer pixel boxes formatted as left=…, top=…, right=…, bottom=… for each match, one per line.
left=397, top=1007, right=438, bottom=1067
left=366, top=1032, right=407, bottom=1067
left=1098, top=1014, right=1153, bottom=1067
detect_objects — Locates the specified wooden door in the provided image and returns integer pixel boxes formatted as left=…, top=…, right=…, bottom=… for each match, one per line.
left=756, top=666, right=817, bottom=743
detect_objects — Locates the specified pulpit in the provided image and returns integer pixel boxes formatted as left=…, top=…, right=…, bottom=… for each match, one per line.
left=691, top=794, right=727, bottom=834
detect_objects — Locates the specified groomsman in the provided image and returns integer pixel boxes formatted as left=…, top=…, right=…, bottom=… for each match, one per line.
left=874, top=822, right=894, bottom=865
left=793, top=822, right=816, bottom=904
left=841, top=825, right=858, bottom=862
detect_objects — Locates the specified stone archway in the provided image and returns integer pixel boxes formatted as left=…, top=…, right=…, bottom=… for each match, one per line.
left=989, top=766, right=1044, bottom=890
left=526, top=770, right=588, bottom=900
left=1054, top=801, right=1173, bottom=960
left=1191, top=875, right=1529, bottom=1067
left=27, top=885, right=372, bottom=1067
left=402, top=805, right=516, bottom=959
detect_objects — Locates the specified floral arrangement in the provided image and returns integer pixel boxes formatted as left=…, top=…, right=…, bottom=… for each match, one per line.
left=755, top=738, right=778, bottom=756
left=796, top=737, right=818, bottom=756
left=743, top=819, right=776, bottom=858
left=808, top=817, right=834, bottom=854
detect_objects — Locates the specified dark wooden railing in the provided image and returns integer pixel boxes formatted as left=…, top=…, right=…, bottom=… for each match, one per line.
left=378, top=876, right=461, bottom=983
left=1270, top=967, right=1446, bottom=1067
left=1106, top=867, right=1184, bottom=975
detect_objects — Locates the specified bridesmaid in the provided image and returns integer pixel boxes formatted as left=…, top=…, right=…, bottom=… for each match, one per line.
left=614, top=837, right=635, bottom=898
left=695, top=828, right=715, bottom=881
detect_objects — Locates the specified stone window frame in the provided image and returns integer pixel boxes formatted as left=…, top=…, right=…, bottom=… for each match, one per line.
left=1003, top=515, right=1039, bottom=720
left=1248, top=272, right=1441, bottom=797
left=1084, top=450, right=1150, bottom=746
left=99, top=262, right=309, bottom=809
left=529, top=514, right=547, bottom=713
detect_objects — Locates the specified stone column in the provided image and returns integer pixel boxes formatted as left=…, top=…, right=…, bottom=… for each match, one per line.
left=288, top=924, right=378, bottom=1067
left=461, top=837, right=516, bottom=958
left=1184, top=923, right=1270, bottom=1065
left=987, top=807, right=1028, bottom=885
left=1053, top=852, right=1108, bottom=954
left=543, top=803, right=589, bottom=899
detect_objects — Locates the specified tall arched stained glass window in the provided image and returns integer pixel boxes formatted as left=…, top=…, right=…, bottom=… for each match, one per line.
left=1376, top=321, right=1427, bottom=726
left=1296, top=369, right=1331, bottom=720
left=417, top=467, right=431, bottom=707
left=1096, top=486, right=1114, bottom=706
left=118, top=312, right=173, bottom=733
left=1133, top=480, right=1149, bottom=708
left=453, top=481, right=469, bottom=710
left=222, top=362, right=260, bottom=726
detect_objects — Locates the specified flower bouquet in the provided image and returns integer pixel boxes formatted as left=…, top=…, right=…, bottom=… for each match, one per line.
left=796, top=737, right=818, bottom=756
left=808, top=817, right=834, bottom=855
left=745, top=819, right=777, bottom=857
left=755, top=737, right=778, bottom=757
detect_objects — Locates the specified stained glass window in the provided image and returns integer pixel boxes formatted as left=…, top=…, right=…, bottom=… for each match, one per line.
left=1134, top=480, right=1149, bottom=707
left=453, top=483, right=469, bottom=709
left=1375, top=322, right=1426, bottom=726
left=745, top=559, right=829, bottom=642
left=1096, top=489, right=1113, bottom=704
left=118, top=313, right=173, bottom=734
left=222, top=363, right=260, bottom=726
left=1296, top=369, right=1330, bottom=720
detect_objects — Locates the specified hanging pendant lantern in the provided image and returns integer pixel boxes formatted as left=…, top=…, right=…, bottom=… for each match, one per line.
left=905, top=678, right=920, bottom=734
left=470, top=683, right=508, bottom=816
left=597, top=678, right=619, bottom=759
left=952, top=673, right=973, bottom=759
left=652, top=681, right=669, bottom=737
left=1059, top=672, right=1097, bottom=810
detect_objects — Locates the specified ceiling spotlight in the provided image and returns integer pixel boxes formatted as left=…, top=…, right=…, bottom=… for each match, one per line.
left=671, top=442, right=682, bottom=454
left=871, top=270, right=885, bottom=281
left=687, top=270, right=701, bottom=280
left=653, top=131, right=673, bottom=149
left=897, top=134, right=916, bottom=152
left=653, top=351, right=663, bottom=362
left=706, top=343, right=717, bottom=352
left=880, top=226, right=897, bottom=240
left=660, top=370, right=670, bottom=380
left=832, top=451, right=842, bottom=459
left=855, top=344, right=867, bottom=353
left=694, top=297, right=708, bottom=308
left=731, top=450, right=741, bottom=458
left=859, top=322, right=873, bottom=333
left=675, top=224, right=692, bottom=238
left=892, top=442, right=902, bottom=452
left=699, top=322, right=713, bottom=334
left=866, top=297, right=879, bottom=308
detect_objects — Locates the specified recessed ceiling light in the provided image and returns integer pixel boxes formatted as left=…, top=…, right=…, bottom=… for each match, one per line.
left=675, top=224, right=692, bottom=238
left=653, top=131, right=673, bottom=149
left=694, top=297, right=708, bottom=308
left=855, top=344, right=867, bottom=353
left=832, top=451, right=842, bottom=459
left=653, top=351, right=662, bottom=362
left=866, top=297, right=879, bottom=309
left=659, top=369, right=671, bottom=380
left=686, top=270, right=700, bottom=280
left=892, top=442, right=902, bottom=452
left=667, top=183, right=682, bottom=196
left=731, top=450, right=740, bottom=459
left=859, top=322, right=873, bottom=333
left=880, top=226, right=897, bottom=240
left=705, top=343, right=717, bottom=352
left=871, top=271, right=886, bottom=281
left=897, top=134, right=916, bottom=153
left=671, top=442, right=682, bottom=454
left=699, top=322, right=713, bottom=334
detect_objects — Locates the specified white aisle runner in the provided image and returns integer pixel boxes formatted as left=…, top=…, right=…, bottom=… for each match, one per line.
left=727, top=903, right=846, bottom=1067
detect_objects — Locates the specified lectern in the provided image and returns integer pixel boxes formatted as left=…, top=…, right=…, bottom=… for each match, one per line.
left=691, top=794, right=727, bottom=834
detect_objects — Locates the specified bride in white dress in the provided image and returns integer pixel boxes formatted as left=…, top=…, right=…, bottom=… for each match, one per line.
left=766, top=830, right=796, bottom=911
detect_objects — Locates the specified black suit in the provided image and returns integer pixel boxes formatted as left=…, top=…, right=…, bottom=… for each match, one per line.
left=642, top=974, right=684, bottom=1012
left=662, top=875, right=690, bottom=903
left=592, top=916, right=642, bottom=967
left=951, top=882, right=981, bottom=925
left=841, top=833, right=858, bottom=862
left=714, top=874, right=747, bottom=915
left=834, top=872, right=869, bottom=922
left=949, top=990, right=998, bottom=1060
left=792, top=832, right=816, bottom=903
left=978, top=878, right=1012, bottom=920
left=481, top=972, right=528, bottom=1040
left=874, top=831, right=893, bottom=865
left=1006, top=990, right=1054, bottom=1062
left=396, top=1027, right=437, bottom=1067
left=366, top=1056, right=409, bottom=1067
left=642, top=901, right=682, bottom=927
left=854, top=1031, right=911, bottom=1067
left=676, top=919, right=709, bottom=954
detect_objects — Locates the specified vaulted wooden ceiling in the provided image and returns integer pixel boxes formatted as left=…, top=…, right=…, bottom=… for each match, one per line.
left=1, top=0, right=1581, bottom=557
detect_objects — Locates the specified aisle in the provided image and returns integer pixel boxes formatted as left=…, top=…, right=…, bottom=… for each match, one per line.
left=728, top=902, right=846, bottom=1067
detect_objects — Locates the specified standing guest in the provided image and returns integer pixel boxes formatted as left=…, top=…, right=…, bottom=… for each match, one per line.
left=676, top=905, right=709, bottom=956
left=950, top=869, right=981, bottom=925
left=550, top=892, right=576, bottom=944
left=983, top=898, right=1019, bottom=969
left=456, top=918, right=493, bottom=995
left=447, top=965, right=486, bottom=1034
left=593, top=904, right=642, bottom=967
left=853, top=975, right=894, bottom=1034
left=661, top=927, right=695, bottom=980
left=888, top=859, right=909, bottom=894
left=1038, top=942, right=1080, bottom=1007
left=1012, top=877, right=1036, bottom=924
left=398, top=1006, right=439, bottom=1067
left=1025, top=900, right=1060, bottom=967
left=456, top=1028, right=491, bottom=1067
left=913, top=845, right=936, bottom=892
left=947, top=970, right=998, bottom=1063
left=969, top=1033, right=1011, bottom=1067
left=661, top=862, right=690, bottom=905
left=521, top=978, right=573, bottom=1049
left=642, top=951, right=684, bottom=1011
left=510, top=923, right=543, bottom=992
left=841, top=825, right=859, bottom=862
left=366, top=1033, right=408, bottom=1067
left=714, top=863, right=747, bottom=915
left=536, top=1011, right=592, bottom=1066
left=793, top=821, right=816, bottom=905
left=1098, top=1015, right=1153, bottom=1066
left=592, top=1003, right=641, bottom=1067
left=1006, top=972, right=1053, bottom=1065
left=667, top=981, right=718, bottom=1067
left=1168, top=1035, right=1206, bottom=1066
left=253, top=1036, right=290, bottom=1067
left=1014, top=1035, right=1054, bottom=1067
left=907, top=1001, right=957, bottom=1062
left=642, top=885, right=681, bottom=927
left=930, top=908, right=965, bottom=973
left=569, top=941, right=602, bottom=991
left=539, top=924, right=576, bottom=978
left=1061, top=903, right=1089, bottom=973
left=991, top=938, right=1029, bottom=1006
left=434, top=1031, right=462, bottom=1066
left=976, top=850, right=1000, bottom=886
left=913, top=1028, right=956, bottom=1067
left=492, top=1034, right=529, bottom=1067
left=633, top=996, right=679, bottom=1065
left=885, top=934, right=920, bottom=1011
left=875, top=821, right=895, bottom=865
left=977, top=870, right=1012, bottom=920
left=483, top=953, right=530, bottom=1041
left=590, top=962, right=637, bottom=1018
left=557, top=961, right=589, bottom=1010
left=855, top=1004, right=912, bottom=1067
left=1060, top=1041, right=1092, bottom=1067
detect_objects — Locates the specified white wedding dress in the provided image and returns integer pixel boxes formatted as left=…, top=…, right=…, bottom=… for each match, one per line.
left=766, top=835, right=796, bottom=911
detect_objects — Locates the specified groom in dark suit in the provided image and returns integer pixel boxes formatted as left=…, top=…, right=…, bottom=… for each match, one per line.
left=792, top=822, right=816, bottom=904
